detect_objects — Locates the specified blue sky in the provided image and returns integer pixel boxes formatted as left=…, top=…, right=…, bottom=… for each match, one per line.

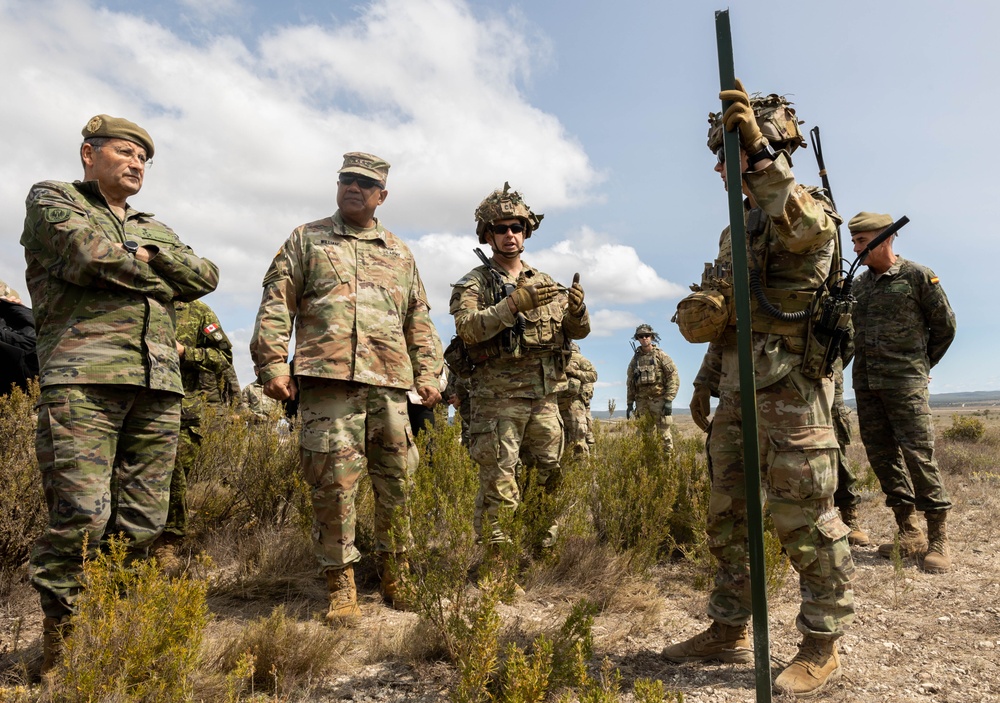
left=2, top=0, right=996, bottom=412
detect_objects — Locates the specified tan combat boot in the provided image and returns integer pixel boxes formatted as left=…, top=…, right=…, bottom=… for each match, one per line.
left=40, top=616, right=71, bottom=675
left=377, top=552, right=412, bottom=611
left=877, top=505, right=927, bottom=559
left=922, top=510, right=952, bottom=574
left=838, top=504, right=870, bottom=546
left=325, top=566, right=361, bottom=624
left=774, top=636, right=841, bottom=698
left=661, top=621, right=752, bottom=664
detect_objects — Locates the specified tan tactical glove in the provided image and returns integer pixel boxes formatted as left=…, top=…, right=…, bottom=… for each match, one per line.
left=719, top=78, right=768, bottom=154
left=567, top=272, right=586, bottom=316
left=509, top=281, right=559, bottom=312
left=690, top=384, right=712, bottom=432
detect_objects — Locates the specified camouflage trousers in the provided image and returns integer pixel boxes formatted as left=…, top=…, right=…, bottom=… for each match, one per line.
left=298, top=377, right=415, bottom=571
left=708, top=369, right=855, bottom=638
left=456, top=392, right=472, bottom=449
left=855, top=387, right=952, bottom=512
left=832, top=403, right=861, bottom=509
left=163, top=420, right=202, bottom=538
left=469, top=394, right=564, bottom=543
left=635, top=396, right=674, bottom=454
left=30, top=384, right=180, bottom=618
left=558, top=397, right=591, bottom=457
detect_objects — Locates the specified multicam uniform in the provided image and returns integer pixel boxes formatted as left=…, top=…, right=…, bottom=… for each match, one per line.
left=627, top=345, right=679, bottom=453
left=251, top=211, right=442, bottom=570
left=450, top=263, right=590, bottom=542
left=851, top=257, right=956, bottom=513
left=831, top=358, right=860, bottom=510
left=164, top=300, right=233, bottom=538
left=558, top=347, right=598, bottom=457
left=444, top=371, right=473, bottom=448
left=22, top=178, right=218, bottom=619
left=241, top=380, right=282, bottom=422
left=693, top=154, right=855, bottom=640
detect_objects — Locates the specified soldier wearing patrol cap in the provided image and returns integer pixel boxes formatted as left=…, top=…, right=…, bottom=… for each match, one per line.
left=849, top=211, right=957, bottom=574
left=665, top=82, right=855, bottom=698
left=22, top=114, right=218, bottom=672
left=450, top=183, right=590, bottom=552
left=626, top=324, right=679, bottom=455
left=251, top=151, right=443, bottom=621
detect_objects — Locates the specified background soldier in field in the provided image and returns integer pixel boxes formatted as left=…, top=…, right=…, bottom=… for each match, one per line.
left=626, top=324, right=679, bottom=455
left=0, top=279, right=38, bottom=394
left=666, top=83, right=854, bottom=697
left=251, top=152, right=442, bottom=621
left=22, top=114, right=218, bottom=672
left=155, top=299, right=234, bottom=569
left=450, top=183, right=590, bottom=549
left=444, top=371, right=473, bottom=449
left=849, top=211, right=957, bottom=573
left=832, top=358, right=870, bottom=546
left=558, top=343, right=598, bottom=458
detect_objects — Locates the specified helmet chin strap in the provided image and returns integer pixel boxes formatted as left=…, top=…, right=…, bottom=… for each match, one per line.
left=495, top=247, right=523, bottom=260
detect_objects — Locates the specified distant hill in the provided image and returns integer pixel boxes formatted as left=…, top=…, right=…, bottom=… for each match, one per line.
left=591, top=389, right=1000, bottom=419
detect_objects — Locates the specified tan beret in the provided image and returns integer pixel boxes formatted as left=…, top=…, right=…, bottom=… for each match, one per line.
left=848, top=211, right=893, bottom=234
left=81, top=114, right=154, bottom=159
left=338, top=152, right=389, bottom=184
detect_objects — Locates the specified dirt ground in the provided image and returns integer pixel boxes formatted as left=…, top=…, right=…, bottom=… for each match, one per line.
left=2, top=410, right=999, bottom=702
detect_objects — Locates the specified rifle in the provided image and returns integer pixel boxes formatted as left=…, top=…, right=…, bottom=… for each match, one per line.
left=474, top=247, right=525, bottom=352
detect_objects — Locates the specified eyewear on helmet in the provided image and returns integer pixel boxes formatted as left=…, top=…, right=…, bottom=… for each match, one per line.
left=338, top=174, right=384, bottom=190
left=715, top=148, right=726, bottom=166
left=489, top=223, right=525, bottom=235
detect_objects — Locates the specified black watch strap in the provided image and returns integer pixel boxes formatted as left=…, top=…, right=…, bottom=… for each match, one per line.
left=123, top=240, right=139, bottom=255
left=747, top=145, right=777, bottom=166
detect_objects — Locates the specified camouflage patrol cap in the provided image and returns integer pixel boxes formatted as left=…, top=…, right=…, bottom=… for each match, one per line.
left=338, top=152, right=390, bottom=185
left=474, top=182, right=543, bottom=244
left=848, top=211, right=893, bottom=234
left=82, top=114, right=154, bottom=158
left=707, top=93, right=806, bottom=156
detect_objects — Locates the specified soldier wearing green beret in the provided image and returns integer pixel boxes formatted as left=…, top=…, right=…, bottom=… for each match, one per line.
left=849, top=211, right=957, bottom=573
left=21, top=114, right=218, bottom=673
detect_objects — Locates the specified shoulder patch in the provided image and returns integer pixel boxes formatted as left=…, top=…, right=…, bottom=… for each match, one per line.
left=930, top=276, right=939, bottom=285
left=43, top=207, right=72, bottom=223
left=453, top=274, right=477, bottom=288
left=203, top=323, right=220, bottom=335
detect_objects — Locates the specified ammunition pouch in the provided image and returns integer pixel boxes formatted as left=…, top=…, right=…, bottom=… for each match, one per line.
left=444, top=336, right=477, bottom=379
left=673, top=288, right=729, bottom=343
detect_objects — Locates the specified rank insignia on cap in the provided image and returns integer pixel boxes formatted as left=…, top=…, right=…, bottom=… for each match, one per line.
left=203, top=323, right=219, bottom=335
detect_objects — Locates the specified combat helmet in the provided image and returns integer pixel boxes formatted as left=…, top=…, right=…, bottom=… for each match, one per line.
left=633, top=324, right=660, bottom=344
left=474, top=182, right=543, bottom=244
left=707, top=93, right=807, bottom=156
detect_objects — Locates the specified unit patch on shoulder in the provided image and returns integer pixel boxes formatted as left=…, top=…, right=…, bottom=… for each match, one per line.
left=203, top=323, right=220, bottom=335
left=43, top=208, right=72, bottom=223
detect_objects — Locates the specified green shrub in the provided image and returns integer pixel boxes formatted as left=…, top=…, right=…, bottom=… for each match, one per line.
left=942, top=414, right=986, bottom=442
left=50, top=536, right=209, bottom=702
left=0, top=382, right=45, bottom=592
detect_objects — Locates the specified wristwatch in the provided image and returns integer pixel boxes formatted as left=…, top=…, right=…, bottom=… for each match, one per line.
left=123, top=240, right=140, bottom=255
left=747, top=145, right=777, bottom=167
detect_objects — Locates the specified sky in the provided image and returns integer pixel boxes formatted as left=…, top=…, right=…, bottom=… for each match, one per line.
left=1, top=0, right=996, bottom=413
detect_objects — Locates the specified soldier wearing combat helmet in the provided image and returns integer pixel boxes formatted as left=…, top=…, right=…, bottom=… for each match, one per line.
left=664, top=81, right=854, bottom=698
left=626, top=324, right=678, bottom=455
left=450, top=183, right=590, bottom=553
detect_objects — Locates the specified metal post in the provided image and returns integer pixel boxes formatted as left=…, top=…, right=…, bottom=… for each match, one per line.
left=715, top=9, right=772, bottom=702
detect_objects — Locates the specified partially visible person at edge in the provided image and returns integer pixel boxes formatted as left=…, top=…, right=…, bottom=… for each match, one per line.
left=444, top=371, right=473, bottom=449
left=220, top=364, right=241, bottom=406
left=832, top=357, right=870, bottom=546
left=625, top=324, right=679, bottom=455
left=667, top=82, right=854, bottom=698
left=0, top=280, right=39, bottom=394
left=250, top=152, right=443, bottom=623
left=848, top=211, right=957, bottom=573
left=22, top=114, right=218, bottom=673
left=449, top=183, right=590, bottom=560
left=240, top=377, right=283, bottom=423
left=154, top=299, right=234, bottom=571
left=558, top=343, right=598, bottom=458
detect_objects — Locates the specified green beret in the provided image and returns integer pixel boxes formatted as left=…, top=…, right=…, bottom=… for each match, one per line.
left=81, top=114, right=154, bottom=159
left=848, top=211, right=893, bottom=234
left=338, top=151, right=389, bottom=185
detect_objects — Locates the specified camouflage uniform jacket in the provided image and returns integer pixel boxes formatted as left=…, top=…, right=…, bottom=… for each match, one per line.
left=251, top=211, right=443, bottom=390
left=241, top=381, right=281, bottom=421
left=450, top=262, right=590, bottom=400
left=627, top=345, right=678, bottom=404
left=20, top=180, right=219, bottom=393
left=559, top=349, right=598, bottom=402
left=851, top=257, right=956, bottom=391
left=699, top=154, right=840, bottom=392
left=175, top=300, right=234, bottom=421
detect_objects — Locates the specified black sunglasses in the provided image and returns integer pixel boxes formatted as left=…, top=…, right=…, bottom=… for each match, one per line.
left=637, top=334, right=652, bottom=339
left=489, top=223, right=525, bottom=235
left=339, top=174, right=383, bottom=189
left=716, top=149, right=726, bottom=166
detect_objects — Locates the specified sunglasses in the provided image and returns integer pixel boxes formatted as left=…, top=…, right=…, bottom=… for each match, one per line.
left=338, top=174, right=384, bottom=190
left=637, top=334, right=652, bottom=339
left=489, top=223, right=525, bottom=235
left=716, top=149, right=726, bottom=166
